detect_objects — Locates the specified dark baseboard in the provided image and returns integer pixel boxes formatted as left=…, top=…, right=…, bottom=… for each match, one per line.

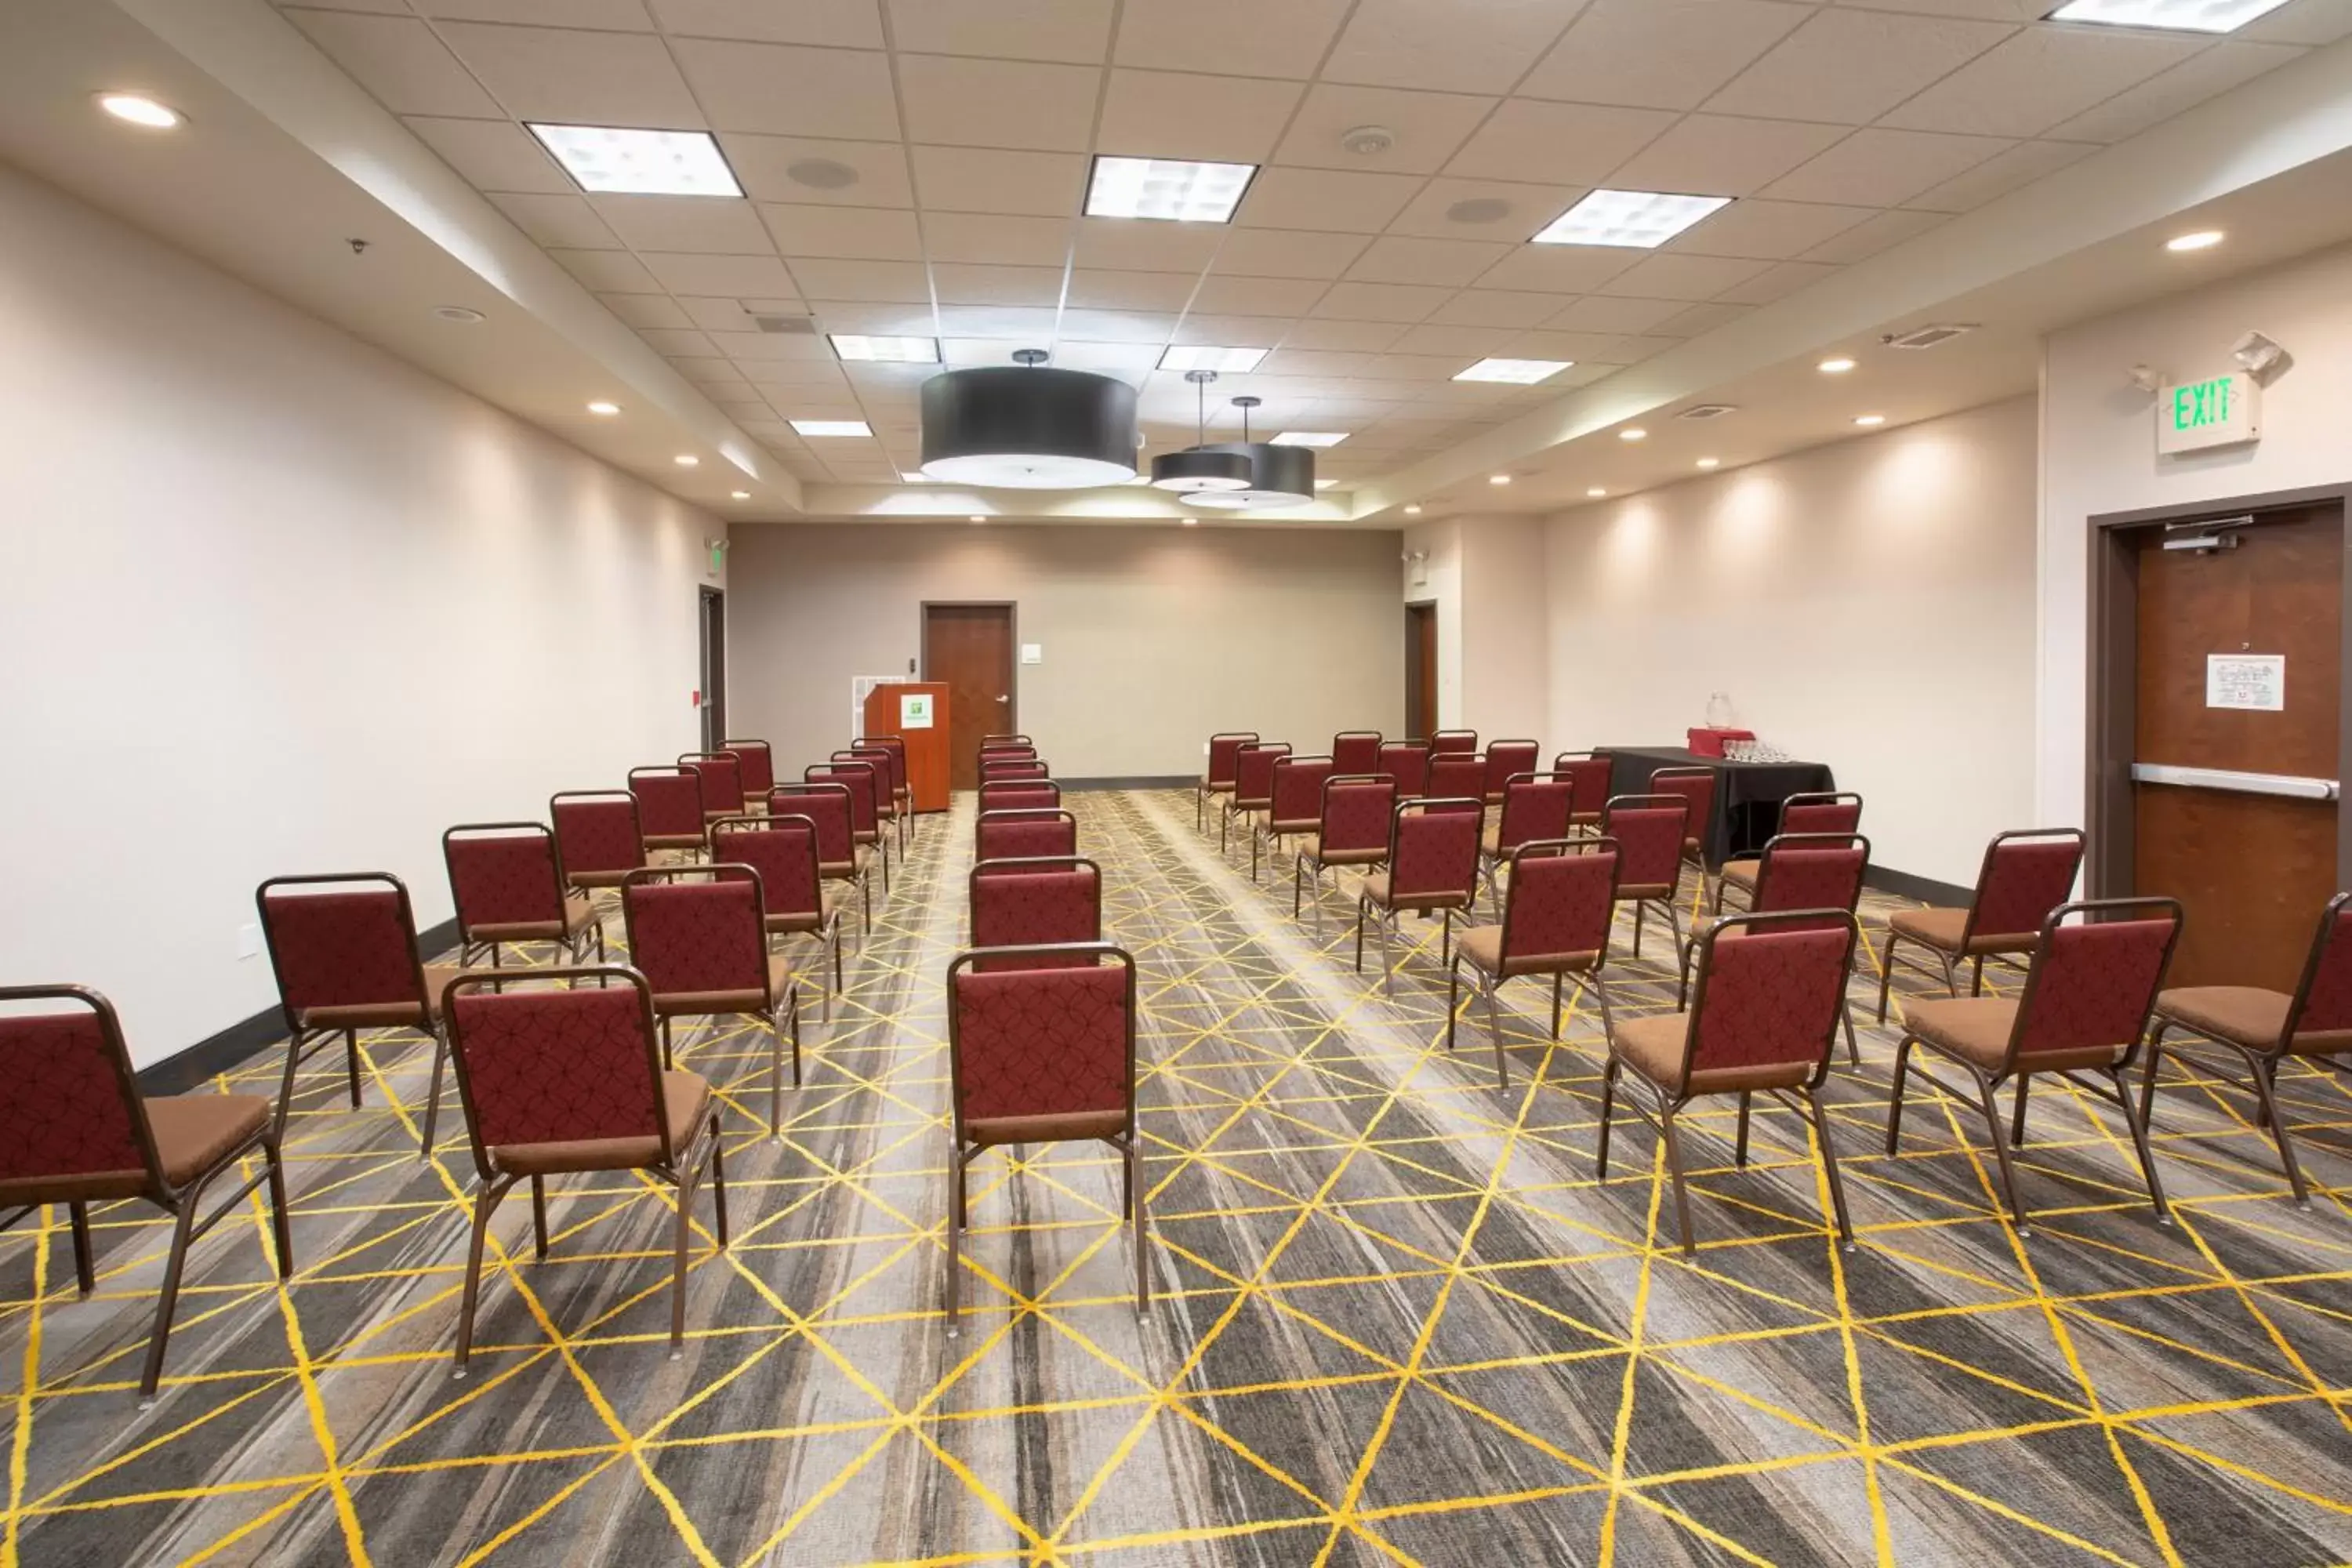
left=137, top=917, right=461, bottom=1095
left=1058, top=775, right=1196, bottom=792
left=1864, top=865, right=1969, bottom=908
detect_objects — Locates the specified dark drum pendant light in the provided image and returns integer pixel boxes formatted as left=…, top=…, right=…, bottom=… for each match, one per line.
left=1185, top=394, right=1314, bottom=510
left=920, top=348, right=1139, bottom=488
left=1151, top=369, right=1253, bottom=494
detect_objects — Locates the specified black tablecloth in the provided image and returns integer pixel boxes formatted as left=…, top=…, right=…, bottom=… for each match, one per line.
left=1603, top=746, right=1835, bottom=866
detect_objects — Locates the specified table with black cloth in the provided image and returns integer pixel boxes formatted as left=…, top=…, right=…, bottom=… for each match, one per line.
left=1602, top=746, right=1836, bottom=867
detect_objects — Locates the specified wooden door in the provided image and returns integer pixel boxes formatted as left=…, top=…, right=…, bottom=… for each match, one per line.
left=924, top=603, right=1014, bottom=791
left=2132, top=506, right=2341, bottom=987
left=1406, top=603, right=1438, bottom=741
left=699, top=586, right=726, bottom=753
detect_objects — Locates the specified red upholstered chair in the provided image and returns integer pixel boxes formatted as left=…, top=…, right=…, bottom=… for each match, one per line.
left=1430, top=730, right=1478, bottom=756
left=1294, top=774, right=1397, bottom=935
left=1331, top=731, right=1382, bottom=775
left=1602, top=793, right=1692, bottom=959
left=1197, top=731, right=1257, bottom=832
left=977, top=808, right=1079, bottom=862
left=1681, top=833, right=1871, bottom=1065
left=1355, top=797, right=1484, bottom=995
left=981, top=733, right=1031, bottom=753
left=944, top=944, right=1145, bottom=1327
left=839, top=746, right=904, bottom=856
left=770, top=782, right=872, bottom=938
left=258, top=872, right=466, bottom=1156
left=1875, top=828, right=2086, bottom=1024
left=981, top=759, right=1051, bottom=783
left=809, top=760, right=891, bottom=895
left=0, top=986, right=290, bottom=1403
left=1483, top=740, right=1540, bottom=804
left=1482, top=771, right=1575, bottom=906
left=854, top=735, right=913, bottom=851
left=969, top=856, right=1102, bottom=968
left=711, top=814, right=844, bottom=1022
left=1254, top=755, right=1334, bottom=881
left=2143, top=891, right=2352, bottom=1207
left=550, top=791, right=651, bottom=898
left=621, top=866, right=800, bottom=1134
left=1715, top=792, right=1864, bottom=914
left=1449, top=839, right=1620, bottom=1087
left=630, top=766, right=708, bottom=859
left=1222, top=741, right=1290, bottom=852
left=979, top=779, right=1061, bottom=816
left=1552, top=750, right=1615, bottom=833
left=1599, top=911, right=1864, bottom=1256
left=1425, top=752, right=1488, bottom=806
left=721, top=738, right=776, bottom=802
left=1377, top=741, right=1430, bottom=798
left=444, top=823, right=604, bottom=969
left=1888, top=898, right=2181, bottom=1232
left=441, top=967, right=725, bottom=1372
left=1650, top=765, right=1718, bottom=898
left=680, top=751, right=747, bottom=822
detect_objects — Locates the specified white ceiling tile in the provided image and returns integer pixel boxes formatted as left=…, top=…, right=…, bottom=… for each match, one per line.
left=1058, top=309, right=1182, bottom=342
left=404, top=115, right=570, bottom=192
left=713, top=329, right=836, bottom=360
left=1385, top=177, right=1583, bottom=241
left=641, top=252, right=800, bottom=294
left=434, top=22, right=701, bottom=126
left=1050, top=341, right=1161, bottom=381
left=1065, top=269, right=1200, bottom=309
left=670, top=355, right=751, bottom=385
left=1272, top=85, right=1497, bottom=175
left=811, top=300, right=942, bottom=333
left=910, top=146, right=1087, bottom=216
left=1072, top=218, right=1227, bottom=272
left=600, top=291, right=694, bottom=328
left=1798, top=205, right=1950, bottom=262
left=1188, top=274, right=1330, bottom=314
left=677, top=294, right=767, bottom=329
left=1385, top=322, right=1517, bottom=355
left=1425, top=289, right=1563, bottom=326
left=760, top=203, right=925, bottom=259
left=1519, top=0, right=1813, bottom=111
left=1322, top=0, right=1593, bottom=94
left=1760, top=126, right=2009, bottom=205
left=1592, top=252, right=1769, bottom=299
left=416, top=0, right=650, bottom=23
left=1309, top=281, right=1456, bottom=322
left=720, top=135, right=913, bottom=205
left=1471, top=245, right=1640, bottom=292
left=488, top=191, right=621, bottom=249
left=1878, top=27, right=2203, bottom=138
left=1606, top=114, right=1848, bottom=195
left=1648, top=300, right=1748, bottom=334
left=784, top=259, right=929, bottom=300
left=550, top=247, right=660, bottom=291
left=1235, top=169, right=1422, bottom=234
left=924, top=212, right=1075, bottom=264
left=2043, top=41, right=2302, bottom=143
left=1210, top=228, right=1374, bottom=279
left=1831, top=0, right=2044, bottom=18
left=1443, top=100, right=1675, bottom=187
left=592, top=194, right=775, bottom=253
left=1493, top=328, right=1641, bottom=361
left=1904, top=138, right=2098, bottom=211
left=1355, top=352, right=1476, bottom=379
left=285, top=12, right=501, bottom=117
left=1256, top=349, right=1377, bottom=377
left=2241, top=0, right=2352, bottom=45
left=1098, top=71, right=1305, bottom=162
left=896, top=55, right=1101, bottom=151
left=937, top=307, right=1065, bottom=338
left=1540, top=294, right=1686, bottom=332
left=1264, top=318, right=1413, bottom=350
left=672, top=38, right=900, bottom=138
left=1704, top=9, right=2013, bottom=125
left=1664, top=198, right=1875, bottom=258
left=1113, top=0, right=1350, bottom=74
left=931, top=263, right=1067, bottom=304
left=1170, top=313, right=1298, bottom=344
left=884, top=0, right=1115, bottom=63
left=1344, top=235, right=1513, bottom=286
left=635, top=326, right=717, bottom=356
left=1712, top=258, right=1835, bottom=303
left=648, top=0, right=883, bottom=45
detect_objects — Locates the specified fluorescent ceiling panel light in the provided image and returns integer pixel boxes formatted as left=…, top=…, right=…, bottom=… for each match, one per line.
left=831, top=334, right=938, bottom=362
left=1086, top=156, right=1257, bottom=223
left=526, top=124, right=742, bottom=196
left=1534, top=189, right=1730, bottom=249
left=2045, top=0, right=2292, bottom=33
left=791, top=419, right=873, bottom=437
left=1269, top=432, right=1347, bottom=448
left=1454, top=358, right=1573, bottom=384
left=1158, top=345, right=1269, bottom=372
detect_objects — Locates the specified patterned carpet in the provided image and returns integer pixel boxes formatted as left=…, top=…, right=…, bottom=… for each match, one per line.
left=4, top=788, right=2350, bottom=1567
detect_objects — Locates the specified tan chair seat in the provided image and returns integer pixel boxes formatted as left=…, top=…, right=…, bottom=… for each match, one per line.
left=2156, top=985, right=2351, bottom=1056
left=652, top=951, right=795, bottom=1018
left=1361, top=872, right=1471, bottom=913
left=766, top=895, right=840, bottom=937
left=1617, top=881, right=1675, bottom=900
left=298, top=963, right=470, bottom=1030
left=1456, top=924, right=1599, bottom=979
left=965, top=1108, right=1128, bottom=1148
left=568, top=866, right=645, bottom=889
left=1612, top=1014, right=1811, bottom=1094
left=1299, top=835, right=1386, bottom=867
left=1720, top=858, right=1760, bottom=891
left=1201, top=781, right=1236, bottom=795
left=147, top=1094, right=273, bottom=1186
left=493, top=1070, right=712, bottom=1175
left=1570, top=811, right=1602, bottom=827
left=821, top=851, right=867, bottom=879
left=644, top=832, right=705, bottom=851
left=469, top=894, right=601, bottom=946
left=1903, top=996, right=2116, bottom=1073
left=1267, top=816, right=1318, bottom=836
left=1889, top=906, right=2034, bottom=957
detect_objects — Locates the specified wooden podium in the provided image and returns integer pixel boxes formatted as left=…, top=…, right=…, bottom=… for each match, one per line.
left=861, top=681, right=951, bottom=812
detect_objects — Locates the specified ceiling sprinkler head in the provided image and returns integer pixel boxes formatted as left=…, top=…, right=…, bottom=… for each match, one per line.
left=1340, top=125, right=1396, bottom=158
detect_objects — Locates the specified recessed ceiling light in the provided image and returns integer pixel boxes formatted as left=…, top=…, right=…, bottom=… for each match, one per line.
left=1270, top=432, right=1347, bottom=448
left=790, top=419, right=873, bottom=437
left=1619, top=427, right=1647, bottom=441
left=1489, top=474, right=1512, bottom=486
left=2045, top=0, right=2293, bottom=34
left=1588, top=487, right=1608, bottom=499
left=2165, top=229, right=2225, bottom=252
left=1404, top=504, right=1422, bottom=515
left=1533, top=189, right=1731, bottom=249
left=831, top=334, right=938, bottom=363
left=525, top=124, right=742, bottom=197
left=1697, top=457, right=1719, bottom=470
left=1158, top=345, right=1269, bottom=372
left=433, top=306, right=485, bottom=323
left=674, top=454, right=699, bottom=466
left=1454, top=358, right=1573, bottom=384
left=730, top=490, right=750, bottom=499
left=586, top=400, right=621, bottom=416
left=1853, top=413, right=1886, bottom=427
left=898, top=471, right=934, bottom=484
left=1085, top=156, right=1257, bottom=223
left=1818, top=356, right=1857, bottom=374
left=1315, top=478, right=1338, bottom=489
left=1181, top=517, right=1199, bottom=526
left=96, top=93, right=180, bottom=129
left=968, top=514, right=987, bottom=524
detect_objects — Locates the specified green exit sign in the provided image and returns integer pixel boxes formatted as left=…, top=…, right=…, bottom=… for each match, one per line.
left=2157, top=371, right=2259, bottom=455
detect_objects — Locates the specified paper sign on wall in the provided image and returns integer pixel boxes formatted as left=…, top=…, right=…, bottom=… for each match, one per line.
left=2208, top=653, right=2285, bottom=711
left=1020, top=643, right=1043, bottom=665
left=899, top=692, right=935, bottom=728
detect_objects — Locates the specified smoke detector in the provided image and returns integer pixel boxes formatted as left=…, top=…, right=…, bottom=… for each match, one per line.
left=1677, top=404, right=1738, bottom=421
left=1882, top=322, right=1976, bottom=350
left=1340, top=125, right=1396, bottom=158
left=786, top=158, right=858, bottom=191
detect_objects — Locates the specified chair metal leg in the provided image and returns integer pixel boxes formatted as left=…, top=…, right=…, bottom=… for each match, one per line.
left=137, top=1196, right=202, bottom=1405
left=67, top=1200, right=95, bottom=1298
left=1551, top=972, right=1564, bottom=1040
left=660, top=1016, right=674, bottom=1071
left=1973, top=1072, right=2032, bottom=1233
left=830, top=923, right=844, bottom=1023
left=1595, top=1057, right=1621, bottom=1177
left=2137, top=1023, right=2169, bottom=1131
left=1660, top=1102, right=1697, bottom=1257
left=708, top=1127, right=730, bottom=1247
left=1353, top=895, right=1369, bottom=972
left=1971, top=956, right=1986, bottom=996
left=1734, top=1091, right=1752, bottom=1167
left=2010, top=1076, right=2032, bottom=1147
left=1444, top=956, right=1461, bottom=1050
left=945, top=1149, right=966, bottom=1336
left=1293, top=855, right=1305, bottom=916
left=669, top=1160, right=695, bottom=1357
left=1839, top=996, right=1860, bottom=1068
left=1633, top=899, right=1646, bottom=960
left=1381, top=908, right=1396, bottom=996
left=1806, top=1087, right=1857, bottom=1252
left=453, top=1175, right=513, bottom=1376
left=1883, top=1036, right=1917, bottom=1154
left=1128, top=1138, right=1149, bottom=1316
left=1440, top=907, right=1454, bottom=964
left=344, top=1029, right=364, bottom=1110
left=1486, top=974, right=1507, bottom=1091
left=2245, top=1051, right=2313, bottom=1205
left=263, top=1139, right=293, bottom=1281
left=530, top=1174, right=550, bottom=1260
left=2108, top=1067, right=2172, bottom=1223
left=421, top=1029, right=450, bottom=1161
left=1875, top=933, right=1903, bottom=1024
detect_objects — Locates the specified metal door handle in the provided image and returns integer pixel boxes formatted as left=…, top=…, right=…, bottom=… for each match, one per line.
left=996, top=694, right=1008, bottom=702
left=2130, top=762, right=2339, bottom=800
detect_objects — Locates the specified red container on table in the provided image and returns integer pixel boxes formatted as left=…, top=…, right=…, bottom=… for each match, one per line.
left=1686, top=727, right=1755, bottom=759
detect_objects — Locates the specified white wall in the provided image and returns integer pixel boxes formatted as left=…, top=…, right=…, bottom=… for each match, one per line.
left=2040, top=240, right=2352, bottom=822
left=1543, top=397, right=2041, bottom=886
left=0, top=162, right=717, bottom=1065
left=1400, top=514, right=1548, bottom=741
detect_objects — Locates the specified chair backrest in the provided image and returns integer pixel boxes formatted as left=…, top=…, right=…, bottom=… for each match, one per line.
left=947, top=946, right=1136, bottom=1135
left=2004, top=898, right=2183, bottom=1069
left=257, top=872, right=429, bottom=1029
left=979, top=779, right=1062, bottom=814
left=970, top=857, right=1102, bottom=969
left=1602, top=794, right=1689, bottom=893
left=852, top=736, right=909, bottom=800
left=445, top=823, right=568, bottom=931
left=1205, top=731, right=1257, bottom=786
left=1377, top=742, right=1430, bottom=797
left=1494, top=772, right=1573, bottom=854
left=1501, top=839, right=1619, bottom=967
left=2285, top=891, right=2352, bottom=1041
left=808, top=763, right=880, bottom=834
left=710, top=814, right=822, bottom=918
left=721, top=739, right=775, bottom=797
left=1318, top=775, right=1398, bottom=857
left=1751, top=833, right=1870, bottom=927
left=621, top=867, right=771, bottom=999
left=1484, top=740, right=1540, bottom=798
left=445, top=969, right=669, bottom=1171
left=981, top=758, right=1050, bottom=782
left=1232, top=742, right=1290, bottom=806
left=0, top=985, right=162, bottom=1190
left=1683, top=912, right=1862, bottom=1087
left=630, top=766, right=706, bottom=840
left=1426, top=753, right=1488, bottom=804
left=977, top=808, right=1079, bottom=861
left=551, top=790, right=645, bottom=880
left=769, top=782, right=855, bottom=865
left=1552, top=751, right=1614, bottom=818
left=1430, top=729, right=1478, bottom=755
left=1780, top=790, right=1862, bottom=837
left=839, top=746, right=897, bottom=799
left=1387, top=799, right=1484, bottom=902
left=680, top=751, right=746, bottom=815
left=829, top=754, right=894, bottom=822
left=1331, top=731, right=1382, bottom=774
left=1649, top=767, right=1715, bottom=848
left=981, top=733, right=1032, bottom=750
left=1269, top=756, right=1337, bottom=827
left=1965, top=829, right=2088, bottom=946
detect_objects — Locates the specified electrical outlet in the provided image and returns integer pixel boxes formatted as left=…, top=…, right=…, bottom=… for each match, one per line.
left=237, top=922, right=263, bottom=960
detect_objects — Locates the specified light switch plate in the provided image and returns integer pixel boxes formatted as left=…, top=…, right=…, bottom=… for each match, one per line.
left=1020, top=643, right=1043, bottom=665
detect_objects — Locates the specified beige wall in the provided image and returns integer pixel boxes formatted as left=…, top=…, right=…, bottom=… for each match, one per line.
left=1543, top=397, right=2041, bottom=886
left=726, top=523, right=1404, bottom=776
left=2041, top=240, right=2352, bottom=823
left=1399, top=514, right=1548, bottom=742
left=0, top=163, right=717, bottom=1065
